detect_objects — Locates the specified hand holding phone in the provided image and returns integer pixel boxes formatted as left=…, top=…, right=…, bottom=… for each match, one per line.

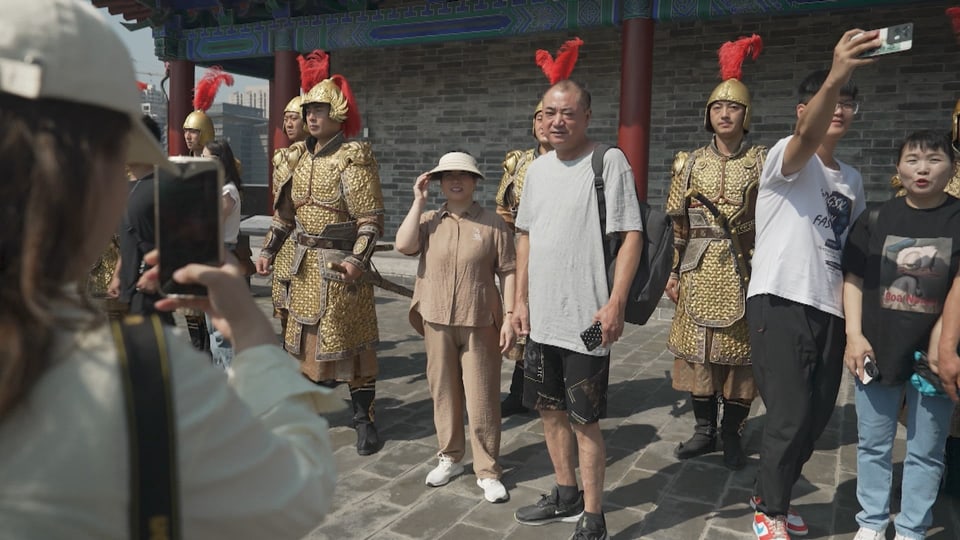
left=580, top=321, right=603, bottom=352
left=861, top=355, right=879, bottom=385
left=856, top=23, right=913, bottom=58
left=155, top=157, right=225, bottom=298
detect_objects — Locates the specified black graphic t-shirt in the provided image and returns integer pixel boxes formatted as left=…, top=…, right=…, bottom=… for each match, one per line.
left=842, top=195, right=960, bottom=385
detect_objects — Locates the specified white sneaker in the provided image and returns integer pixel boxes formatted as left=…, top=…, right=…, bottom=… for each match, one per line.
left=853, top=527, right=885, bottom=540
left=476, top=477, right=509, bottom=503
left=425, top=455, right=463, bottom=487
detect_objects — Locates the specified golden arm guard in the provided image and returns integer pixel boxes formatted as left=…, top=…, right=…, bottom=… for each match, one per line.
left=260, top=218, right=292, bottom=261
left=340, top=141, right=386, bottom=270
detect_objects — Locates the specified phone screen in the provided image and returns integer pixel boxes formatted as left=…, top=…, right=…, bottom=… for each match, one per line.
left=155, top=157, right=224, bottom=297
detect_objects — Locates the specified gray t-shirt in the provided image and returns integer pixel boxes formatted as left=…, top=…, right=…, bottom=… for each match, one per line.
left=515, top=146, right=642, bottom=355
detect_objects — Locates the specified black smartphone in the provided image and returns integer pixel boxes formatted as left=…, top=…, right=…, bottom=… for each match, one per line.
left=580, top=321, right=603, bottom=352
left=857, top=22, right=913, bottom=58
left=154, top=157, right=224, bottom=298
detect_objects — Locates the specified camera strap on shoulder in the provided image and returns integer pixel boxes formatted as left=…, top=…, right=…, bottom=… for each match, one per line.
left=111, top=314, right=181, bottom=540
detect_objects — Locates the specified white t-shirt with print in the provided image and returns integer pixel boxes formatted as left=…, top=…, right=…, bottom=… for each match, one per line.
left=747, top=136, right=865, bottom=318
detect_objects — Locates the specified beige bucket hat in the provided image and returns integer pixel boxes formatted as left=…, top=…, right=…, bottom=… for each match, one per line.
left=428, top=152, right=484, bottom=180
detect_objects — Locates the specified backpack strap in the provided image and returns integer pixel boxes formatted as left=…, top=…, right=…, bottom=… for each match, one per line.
left=591, top=142, right=614, bottom=253
left=111, top=314, right=181, bottom=540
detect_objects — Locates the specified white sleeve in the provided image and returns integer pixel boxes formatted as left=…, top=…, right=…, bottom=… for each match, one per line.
left=603, top=148, right=643, bottom=235
left=167, top=329, right=341, bottom=539
left=222, top=182, right=241, bottom=205
left=760, top=136, right=802, bottom=186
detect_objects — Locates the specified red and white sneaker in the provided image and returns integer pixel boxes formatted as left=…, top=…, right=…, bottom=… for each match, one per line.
left=753, top=511, right=791, bottom=540
left=750, top=496, right=808, bottom=536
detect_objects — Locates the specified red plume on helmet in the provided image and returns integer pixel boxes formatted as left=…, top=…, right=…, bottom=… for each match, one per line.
left=136, top=81, right=148, bottom=91
left=331, top=74, right=361, bottom=139
left=298, top=49, right=330, bottom=94
left=717, top=34, right=763, bottom=81
left=535, top=37, right=583, bottom=84
left=193, top=66, right=234, bottom=112
left=948, top=7, right=960, bottom=44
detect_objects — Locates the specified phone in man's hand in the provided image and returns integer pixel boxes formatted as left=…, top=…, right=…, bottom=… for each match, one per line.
left=580, top=321, right=603, bottom=352
left=856, top=23, right=913, bottom=58
left=155, top=156, right=224, bottom=298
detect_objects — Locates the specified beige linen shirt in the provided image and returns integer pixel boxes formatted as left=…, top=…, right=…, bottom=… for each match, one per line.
left=409, top=202, right=516, bottom=334
left=0, top=310, right=341, bottom=539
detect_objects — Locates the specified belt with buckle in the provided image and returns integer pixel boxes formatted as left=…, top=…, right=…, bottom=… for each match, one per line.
left=295, top=233, right=351, bottom=250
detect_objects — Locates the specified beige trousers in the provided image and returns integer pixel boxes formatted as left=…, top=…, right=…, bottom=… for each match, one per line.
left=423, top=321, right=503, bottom=479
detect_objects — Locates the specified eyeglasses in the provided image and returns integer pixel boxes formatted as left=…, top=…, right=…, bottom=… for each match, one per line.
left=836, top=101, right=860, bottom=115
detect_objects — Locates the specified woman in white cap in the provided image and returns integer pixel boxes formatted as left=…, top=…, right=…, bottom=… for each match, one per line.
left=396, top=151, right=517, bottom=503
left=0, top=1, right=338, bottom=538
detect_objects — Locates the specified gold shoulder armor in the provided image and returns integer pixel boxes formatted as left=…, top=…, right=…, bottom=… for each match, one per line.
left=286, top=141, right=307, bottom=170
left=502, top=149, right=524, bottom=175
left=272, top=147, right=287, bottom=168
left=339, top=140, right=376, bottom=168
left=666, top=151, right=692, bottom=216
left=671, top=151, right=689, bottom=180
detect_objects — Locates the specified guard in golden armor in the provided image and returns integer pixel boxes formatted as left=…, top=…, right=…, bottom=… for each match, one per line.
left=495, top=37, right=580, bottom=417
left=665, top=35, right=765, bottom=470
left=271, top=53, right=319, bottom=332
left=182, top=67, right=234, bottom=353
left=256, top=62, right=386, bottom=456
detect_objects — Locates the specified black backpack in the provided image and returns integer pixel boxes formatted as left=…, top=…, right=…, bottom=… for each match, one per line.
left=592, top=144, right=673, bottom=326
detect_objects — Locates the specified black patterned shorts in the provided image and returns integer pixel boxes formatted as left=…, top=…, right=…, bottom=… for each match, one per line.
left=521, top=337, right=609, bottom=424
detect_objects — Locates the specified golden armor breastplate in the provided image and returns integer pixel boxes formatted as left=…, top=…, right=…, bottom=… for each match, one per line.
left=680, top=145, right=763, bottom=326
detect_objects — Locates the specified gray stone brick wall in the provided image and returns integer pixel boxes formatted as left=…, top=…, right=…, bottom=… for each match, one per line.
left=331, top=2, right=959, bottom=236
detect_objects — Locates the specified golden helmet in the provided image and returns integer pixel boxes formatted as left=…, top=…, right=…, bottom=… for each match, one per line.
left=302, top=79, right=348, bottom=124
left=952, top=98, right=960, bottom=153
left=704, top=79, right=752, bottom=133
left=284, top=95, right=302, bottom=116
left=532, top=99, right=543, bottom=138
left=182, top=110, right=215, bottom=148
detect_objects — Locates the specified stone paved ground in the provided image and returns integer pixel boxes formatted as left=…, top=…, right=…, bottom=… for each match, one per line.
left=245, top=249, right=959, bottom=540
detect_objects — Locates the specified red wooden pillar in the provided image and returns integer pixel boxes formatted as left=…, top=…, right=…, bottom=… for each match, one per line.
left=617, top=17, right=655, bottom=201
left=269, top=49, right=299, bottom=211
left=167, top=59, right=194, bottom=157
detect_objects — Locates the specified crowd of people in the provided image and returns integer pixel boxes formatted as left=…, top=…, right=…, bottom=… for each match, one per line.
left=0, top=2, right=959, bottom=540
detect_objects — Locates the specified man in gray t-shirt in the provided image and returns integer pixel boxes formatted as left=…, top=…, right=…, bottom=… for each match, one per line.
left=511, top=80, right=643, bottom=540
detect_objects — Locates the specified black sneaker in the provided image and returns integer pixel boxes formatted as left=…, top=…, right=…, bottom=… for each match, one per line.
left=514, top=486, right=584, bottom=525
left=570, top=514, right=609, bottom=540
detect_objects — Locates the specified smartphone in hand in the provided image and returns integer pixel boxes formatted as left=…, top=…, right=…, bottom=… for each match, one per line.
left=861, top=355, right=879, bottom=385
left=154, top=156, right=224, bottom=298
left=857, top=23, right=913, bottom=58
left=580, top=321, right=603, bottom=352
